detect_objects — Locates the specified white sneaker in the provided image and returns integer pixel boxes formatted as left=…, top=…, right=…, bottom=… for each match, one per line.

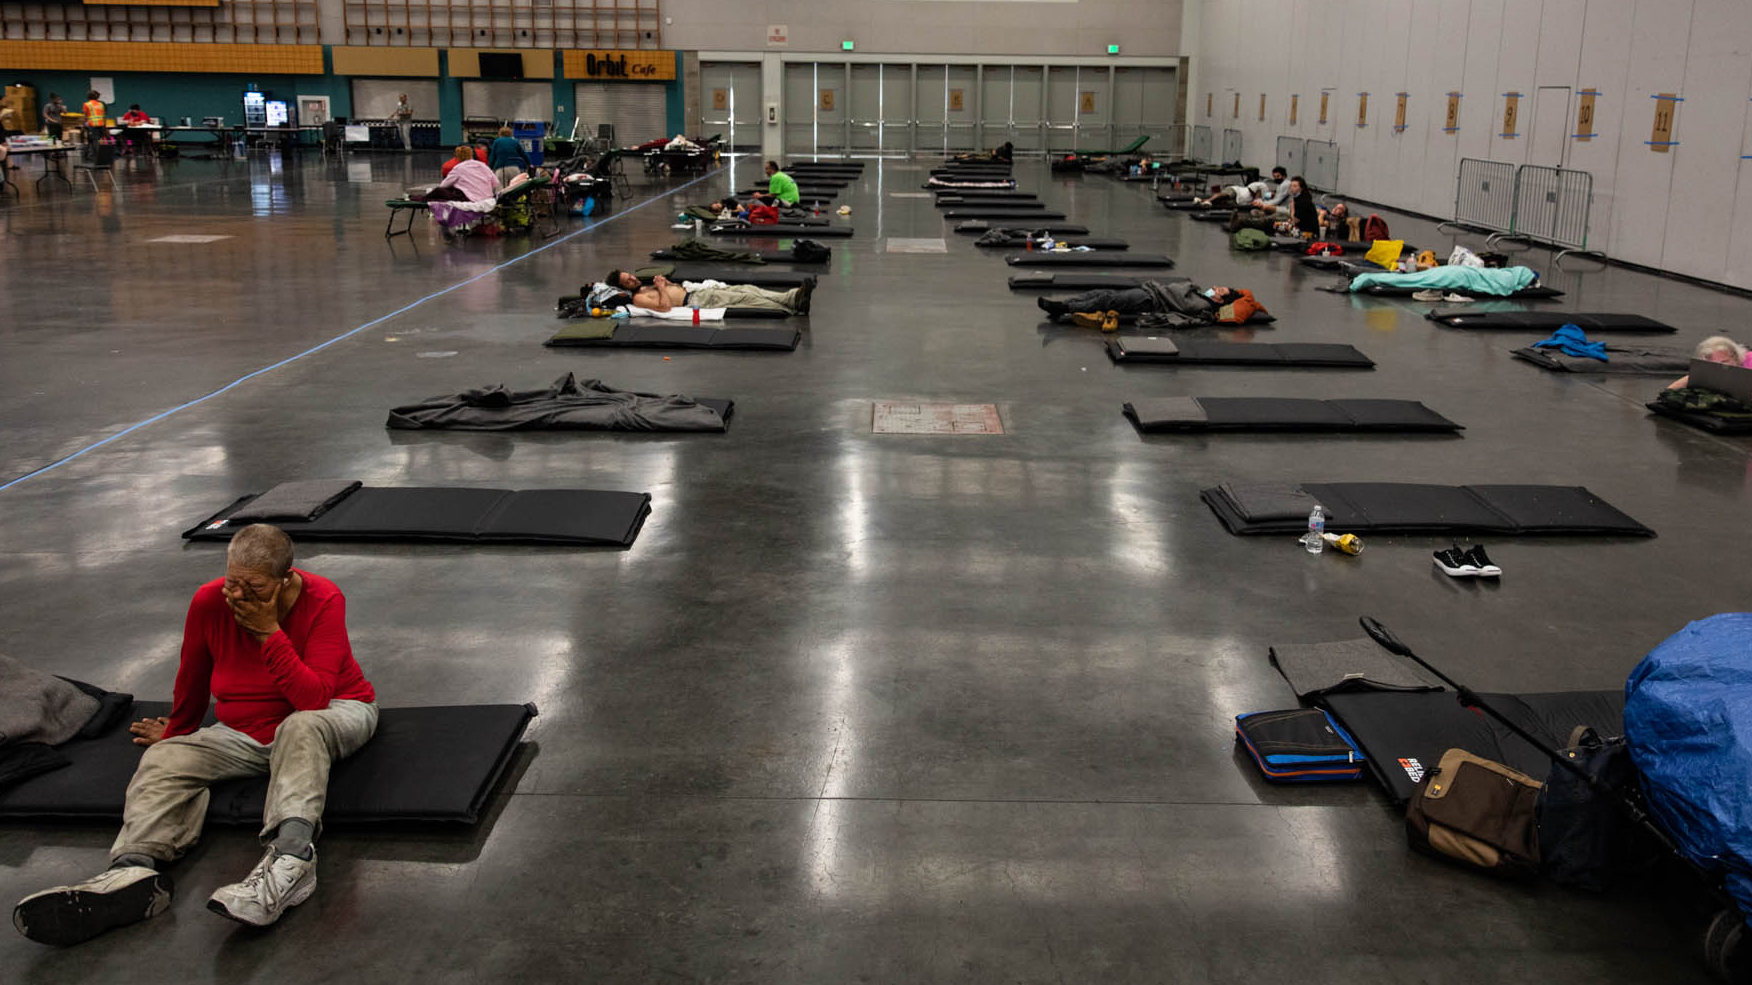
left=1411, top=289, right=1443, bottom=301
left=1441, top=293, right=1474, bottom=303
left=206, top=848, right=316, bottom=928
left=13, top=865, right=172, bottom=946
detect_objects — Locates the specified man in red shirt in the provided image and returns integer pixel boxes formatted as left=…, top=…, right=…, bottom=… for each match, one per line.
left=13, top=525, right=378, bottom=945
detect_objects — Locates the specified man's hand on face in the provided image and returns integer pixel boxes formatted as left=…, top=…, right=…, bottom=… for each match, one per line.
left=225, top=577, right=282, bottom=641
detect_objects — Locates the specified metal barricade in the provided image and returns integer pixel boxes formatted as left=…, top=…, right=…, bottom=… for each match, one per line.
left=1511, top=165, right=1601, bottom=264
left=1276, top=135, right=1303, bottom=176
left=1303, top=139, right=1339, bottom=193
left=1189, top=125, right=1213, bottom=163
left=1442, top=157, right=1516, bottom=235
left=1221, top=127, right=1243, bottom=163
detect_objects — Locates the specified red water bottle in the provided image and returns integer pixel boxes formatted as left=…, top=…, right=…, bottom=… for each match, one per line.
left=692, top=307, right=700, bottom=325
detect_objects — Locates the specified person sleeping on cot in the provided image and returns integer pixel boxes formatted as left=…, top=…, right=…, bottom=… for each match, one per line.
left=1036, top=282, right=1267, bottom=331
left=604, top=270, right=816, bottom=316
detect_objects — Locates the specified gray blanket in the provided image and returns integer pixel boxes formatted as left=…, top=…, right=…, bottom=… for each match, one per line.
left=230, top=479, right=363, bottom=523
left=0, top=655, right=100, bottom=748
left=387, top=373, right=730, bottom=433
left=1269, top=638, right=1444, bottom=700
left=1137, top=280, right=1218, bottom=329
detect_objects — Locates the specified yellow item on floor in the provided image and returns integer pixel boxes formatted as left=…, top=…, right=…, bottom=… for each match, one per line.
left=1365, top=239, right=1406, bottom=270
left=1416, top=249, right=1438, bottom=270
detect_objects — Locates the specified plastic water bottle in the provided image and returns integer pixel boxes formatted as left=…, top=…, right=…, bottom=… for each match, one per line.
left=1303, top=505, right=1326, bottom=554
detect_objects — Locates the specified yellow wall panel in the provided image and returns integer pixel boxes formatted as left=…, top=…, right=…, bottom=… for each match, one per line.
left=562, top=49, right=675, bottom=81
left=0, top=41, right=321, bottom=75
left=330, top=46, right=440, bottom=78
left=447, top=49, right=556, bottom=80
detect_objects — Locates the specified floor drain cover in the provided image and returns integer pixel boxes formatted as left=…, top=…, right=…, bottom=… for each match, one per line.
left=872, top=402, right=1003, bottom=434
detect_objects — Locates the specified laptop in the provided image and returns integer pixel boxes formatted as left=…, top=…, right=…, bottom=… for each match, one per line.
left=1687, top=358, right=1752, bottom=402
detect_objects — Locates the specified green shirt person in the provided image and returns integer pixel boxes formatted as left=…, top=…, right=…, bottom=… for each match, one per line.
left=763, top=160, right=800, bottom=206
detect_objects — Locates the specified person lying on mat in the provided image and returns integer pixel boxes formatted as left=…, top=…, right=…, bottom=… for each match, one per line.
left=1035, top=282, right=1266, bottom=330
left=606, top=269, right=815, bottom=315
left=1194, top=180, right=1270, bottom=209
left=1668, top=336, right=1752, bottom=390
left=12, top=525, right=378, bottom=945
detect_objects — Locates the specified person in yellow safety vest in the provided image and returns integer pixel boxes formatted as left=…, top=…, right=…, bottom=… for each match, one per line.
left=82, top=90, right=106, bottom=130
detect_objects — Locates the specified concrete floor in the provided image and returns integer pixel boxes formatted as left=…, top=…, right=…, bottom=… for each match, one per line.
left=1, top=150, right=1749, bottom=983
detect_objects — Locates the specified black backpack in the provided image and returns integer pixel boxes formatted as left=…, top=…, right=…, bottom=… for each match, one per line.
left=790, top=239, right=831, bottom=264
left=1537, top=727, right=1652, bottom=891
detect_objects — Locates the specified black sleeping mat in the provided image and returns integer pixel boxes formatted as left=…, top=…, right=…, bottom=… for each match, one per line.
left=1106, top=338, right=1374, bottom=368
left=651, top=267, right=816, bottom=286
left=1164, top=201, right=1221, bottom=212
left=1200, top=481, right=1653, bottom=536
left=1188, top=210, right=1235, bottom=223
left=934, top=192, right=1039, bottom=201
left=1347, top=283, right=1565, bottom=300
left=649, top=249, right=827, bottom=265
left=1646, top=402, right=1752, bottom=434
left=959, top=221, right=1086, bottom=235
left=1006, top=252, right=1173, bottom=268
left=0, top=702, right=537, bottom=824
left=710, top=225, right=854, bottom=238
left=183, top=487, right=653, bottom=547
left=937, top=197, right=1045, bottom=208
left=1321, top=690, right=1624, bottom=805
left=1009, top=273, right=1148, bottom=291
left=1512, top=344, right=1691, bottom=374
left=1428, top=310, right=1675, bottom=333
left=979, top=237, right=1128, bottom=250
left=1124, top=398, right=1460, bottom=433
left=942, top=209, right=1067, bottom=220
left=546, top=324, right=801, bottom=350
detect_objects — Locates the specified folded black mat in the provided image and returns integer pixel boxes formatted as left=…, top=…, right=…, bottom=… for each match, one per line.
left=958, top=221, right=1087, bottom=235
left=1512, top=344, right=1691, bottom=374
left=1645, top=401, right=1752, bottom=434
left=1321, top=690, right=1623, bottom=804
left=1188, top=211, right=1233, bottom=223
left=0, top=702, right=536, bottom=823
left=1106, top=338, right=1374, bottom=367
left=979, top=238, right=1129, bottom=251
left=1200, top=481, right=1653, bottom=536
left=1426, top=310, right=1675, bottom=333
left=709, top=225, right=854, bottom=238
left=229, top=480, right=362, bottom=523
left=1124, top=398, right=1460, bottom=433
left=1164, top=201, right=1221, bottom=212
left=546, top=323, right=801, bottom=350
left=933, top=192, right=1039, bottom=201
left=185, top=487, right=653, bottom=547
left=1006, top=252, right=1173, bottom=268
left=1008, top=273, right=1147, bottom=291
left=1270, top=638, right=1444, bottom=701
left=942, top=209, right=1067, bottom=220
left=387, top=375, right=732, bottom=433
left=649, top=267, right=816, bottom=287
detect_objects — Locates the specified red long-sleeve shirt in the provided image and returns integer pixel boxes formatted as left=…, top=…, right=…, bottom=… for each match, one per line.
left=167, top=570, right=376, bottom=744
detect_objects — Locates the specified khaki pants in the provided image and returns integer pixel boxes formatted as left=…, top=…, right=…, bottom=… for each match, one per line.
left=686, top=284, right=800, bottom=312
left=110, top=700, right=378, bottom=864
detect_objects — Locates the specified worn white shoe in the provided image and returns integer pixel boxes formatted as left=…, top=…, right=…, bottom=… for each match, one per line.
left=206, top=848, right=316, bottom=927
left=13, top=865, right=172, bottom=946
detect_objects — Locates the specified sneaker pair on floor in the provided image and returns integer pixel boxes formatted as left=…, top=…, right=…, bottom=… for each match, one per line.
left=1410, top=289, right=1474, bottom=303
left=13, top=848, right=316, bottom=946
left=1433, top=545, right=1501, bottom=578
left=1069, top=309, right=1120, bottom=332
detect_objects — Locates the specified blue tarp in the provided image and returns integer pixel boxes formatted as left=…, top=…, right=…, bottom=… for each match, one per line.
left=1625, top=613, right=1752, bottom=917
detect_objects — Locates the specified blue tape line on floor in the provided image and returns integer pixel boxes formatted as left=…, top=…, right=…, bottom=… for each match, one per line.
left=0, top=167, right=724, bottom=492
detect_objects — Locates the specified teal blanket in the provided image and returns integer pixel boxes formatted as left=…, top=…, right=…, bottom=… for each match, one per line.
left=1349, top=265, right=1537, bottom=296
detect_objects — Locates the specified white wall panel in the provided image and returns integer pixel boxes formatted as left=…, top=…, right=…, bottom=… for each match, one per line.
left=1662, top=0, right=1752, bottom=283
left=1604, top=0, right=1691, bottom=269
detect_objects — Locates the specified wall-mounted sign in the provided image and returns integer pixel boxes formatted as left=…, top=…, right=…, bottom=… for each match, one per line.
left=1206, top=92, right=1212, bottom=118
left=1289, top=93, right=1298, bottom=125
left=949, top=88, right=964, bottom=112
left=1394, top=92, right=1408, bottom=132
left=1258, top=93, right=1265, bottom=121
left=1356, top=91, right=1369, bottom=127
left=766, top=24, right=788, bottom=46
left=1318, top=91, right=1329, bottom=125
left=1231, top=91, right=1240, bottom=118
left=1444, top=92, right=1461, bottom=133
left=562, top=50, right=675, bottom=80
left=820, top=89, right=835, bottom=112
left=1081, top=91, right=1096, bottom=114
left=1501, top=91, right=1521, bottom=139
left=711, top=88, right=728, bottom=111
left=1575, top=88, right=1598, bottom=142
left=1649, top=92, right=1679, bottom=152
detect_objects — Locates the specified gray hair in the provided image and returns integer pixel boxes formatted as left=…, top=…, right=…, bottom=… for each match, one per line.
left=227, top=524, right=295, bottom=578
left=1694, top=336, right=1748, bottom=365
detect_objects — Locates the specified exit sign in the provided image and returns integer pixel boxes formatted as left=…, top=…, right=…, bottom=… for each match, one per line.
left=1107, top=44, right=1120, bottom=54
left=842, top=40, right=855, bottom=51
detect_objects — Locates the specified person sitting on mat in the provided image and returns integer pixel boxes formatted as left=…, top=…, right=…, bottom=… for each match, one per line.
left=1250, top=167, right=1292, bottom=211
left=13, top=524, right=379, bottom=945
left=1036, top=282, right=1266, bottom=330
left=1319, top=201, right=1358, bottom=240
left=1668, top=336, right=1752, bottom=390
left=1228, top=175, right=1318, bottom=236
left=606, top=269, right=815, bottom=315
left=747, top=161, right=801, bottom=207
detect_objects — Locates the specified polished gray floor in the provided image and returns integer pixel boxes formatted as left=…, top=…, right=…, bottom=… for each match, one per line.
left=1, top=151, right=1748, bottom=983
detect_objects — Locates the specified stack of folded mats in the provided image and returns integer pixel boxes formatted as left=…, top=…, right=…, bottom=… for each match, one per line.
left=547, top=320, right=800, bottom=350
left=1427, top=310, right=1676, bottom=333
left=0, top=700, right=537, bottom=824
left=1123, top=397, right=1460, bottom=433
left=1106, top=337, right=1375, bottom=368
left=183, top=478, right=653, bottom=547
left=1200, top=481, right=1653, bottom=536
left=388, top=374, right=732, bottom=433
